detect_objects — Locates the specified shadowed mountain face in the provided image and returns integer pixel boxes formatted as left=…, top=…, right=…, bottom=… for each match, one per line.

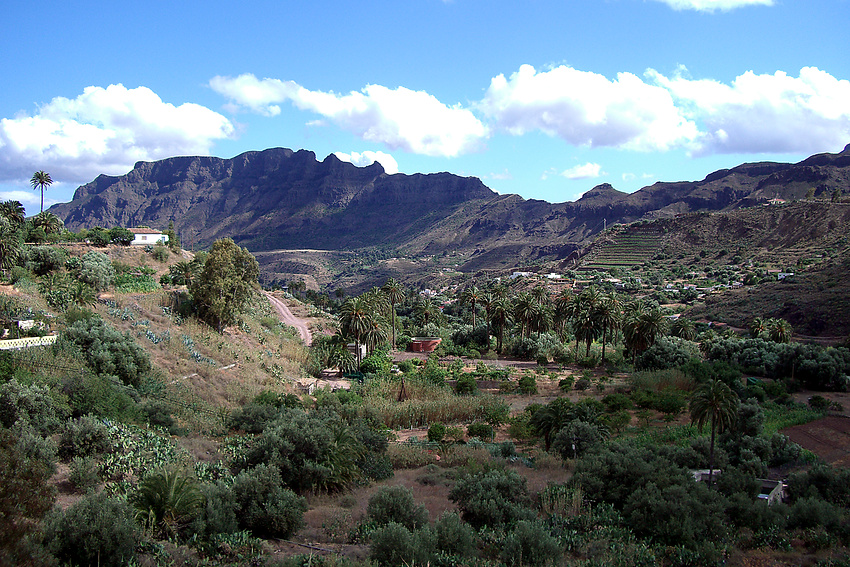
left=50, top=144, right=850, bottom=266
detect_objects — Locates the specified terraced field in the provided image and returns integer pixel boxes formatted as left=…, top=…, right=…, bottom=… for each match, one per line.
left=578, top=224, right=663, bottom=271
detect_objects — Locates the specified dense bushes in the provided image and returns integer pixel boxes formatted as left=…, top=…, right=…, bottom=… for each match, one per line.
left=449, top=468, right=535, bottom=529
left=43, top=492, right=140, bottom=567
left=230, top=464, right=307, bottom=539
left=367, top=486, right=428, bottom=529
left=60, top=317, right=151, bottom=387
left=703, top=337, right=850, bottom=391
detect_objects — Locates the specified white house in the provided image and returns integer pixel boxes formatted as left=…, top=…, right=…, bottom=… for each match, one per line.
left=128, top=228, right=169, bottom=246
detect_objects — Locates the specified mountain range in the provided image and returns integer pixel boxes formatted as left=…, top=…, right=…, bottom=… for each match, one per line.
left=50, top=144, right=850, bottom=277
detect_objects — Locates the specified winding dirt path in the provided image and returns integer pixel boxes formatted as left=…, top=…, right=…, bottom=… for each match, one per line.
left=265, top=292, right=312, bottom=345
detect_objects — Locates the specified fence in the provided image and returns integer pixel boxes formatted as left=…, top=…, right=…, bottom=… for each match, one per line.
left=0, top=334, right=58, bottom=350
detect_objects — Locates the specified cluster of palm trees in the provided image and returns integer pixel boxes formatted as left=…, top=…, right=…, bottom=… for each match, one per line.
left=457, top=283, right=666, bottom=364
left=748, top=317, right=793, bottom=343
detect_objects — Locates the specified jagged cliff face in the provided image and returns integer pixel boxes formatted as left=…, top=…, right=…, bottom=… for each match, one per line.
left=51, top=148, right=496, bottom=251
left=49, top=144, right=850, bottom=262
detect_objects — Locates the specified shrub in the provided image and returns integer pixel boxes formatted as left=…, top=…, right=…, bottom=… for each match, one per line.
left=636, top=337, right=700, bottom=371
left=60, top=317, right=151, bottom=387
left=466, top=422, right=493, bottom=441
left=428, top=422, right=446, bottom=443
left=227, top=402, right=279, bottom=433
left=455, top=373, right=478, bottom=396
left=0, top=428, right=56, bottom=566
left=602, top=393, right=633, bottom=412
left=231, top=464, right=307, bottom=539
left=69, top=456, right=100, bottom=493
left=58, top=415, right=111, bottom=460
left=43, top=492, right=140, bottom=567
left=574, top=377, right=591, bottom=391
left=449, top=468, right=535, bottom=529
left=558, top=376, right=575, bottom=391
left=552, top=421, right=605, bottom=459
left=501, top=520, right=562, bottom=567
left=517, top=374, right=538, bottom=395
left=369, top=522, right=432, bottom=567
left=433, top=511, right=477, bottom=558
left=360, top=352, right=392, bottom=375
left=27, top=245, right=67, bottom=276
left=151, top=243, right=170, bottom=262
left=189, top=481, right=239, bottom=541
left=77, top=251, right=115, bottom=291
left=366, top=486, right=428, bottom=530
left=0, top=379, right=66, bottom=436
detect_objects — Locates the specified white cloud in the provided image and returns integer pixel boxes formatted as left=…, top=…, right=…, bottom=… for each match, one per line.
left=333, top=150, right=399, bottom=174
left=0, top=190, right=42, bottom=207
left=0, top=84, right=235, bottom=183
left=479, top=64, right=700, bottom=152
left=648, top=66, right=850, bottom=155
left=560, top=162, right=604, bottom=179
left=210, top=74, right=489, bottom=157
left=653, top=0, right=773, bottom=12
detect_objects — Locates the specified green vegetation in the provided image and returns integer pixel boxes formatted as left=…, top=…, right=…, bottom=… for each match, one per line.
left=2, top=207, right=850, bottom=566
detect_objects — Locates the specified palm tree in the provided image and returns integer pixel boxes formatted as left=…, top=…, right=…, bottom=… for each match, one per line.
left=340, top=296, right=374, bottom=367
left=670, top=317, right=697, bottom=341
left=489, top=296, right=513, bottom=353
left=766, top=318, right=792, bottom=344
left=381, top=278, right=405, bottom=349
left=594, top=293, right=621, bottom=365
left=530, top=398, right=571, bottom=451
left=0, top=201, right=25, bottom=227
left=0, top=220, right=22, bottom=270
left=460, top=285, right=483, bottom=329
left=623, top=301, right=667, bottom=361
left=748, top=317, right=766, bottom=339
left=131, top=466, right=204, bottom=538
left=31, top=211, right=63, bottom=234
left=30, top=171, right=53, bottom=214
left=689, top=379, right=739, bottom=487
left=413, top=297, right=439, bottom=327
left=513, top=292, right=536, bottom=341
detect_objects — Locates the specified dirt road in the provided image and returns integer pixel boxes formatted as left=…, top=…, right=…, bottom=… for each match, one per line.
left=265, top=292, right=312, bottom=345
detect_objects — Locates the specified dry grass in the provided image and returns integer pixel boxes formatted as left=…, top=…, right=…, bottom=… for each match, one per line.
left=362, top=375, right=509, bottom=429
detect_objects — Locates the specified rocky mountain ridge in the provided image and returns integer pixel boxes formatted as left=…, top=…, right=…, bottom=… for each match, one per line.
left=50, top=144, right=850, bottom=274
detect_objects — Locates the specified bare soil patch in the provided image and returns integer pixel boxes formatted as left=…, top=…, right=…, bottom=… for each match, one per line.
left=782, top=415, right=850, bottom=466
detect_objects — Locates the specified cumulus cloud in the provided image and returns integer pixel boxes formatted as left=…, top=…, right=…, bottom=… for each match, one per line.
left=0, top=84, right=235, bottom=183
left=560, top=163, right=604, bottom=180
left=648, top=66, right=850, bottom=155
left=334, top=150, right=399, bottom=174
left=653, top=0, right=773, bottom=12
left=210, top=74, right=489, bottom=157
left=479, top=64, right=700, bottom=152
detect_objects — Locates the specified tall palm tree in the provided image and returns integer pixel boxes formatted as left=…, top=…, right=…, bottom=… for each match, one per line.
left=513, top=292, right=536, bottom=341
left=30, top=171, right=53, bottom=214
left=340, top=296, right=374, bottom=366
left=594, top=293, right=621, bottom=365
left=689, top=379, right=739, bottom=487
left=460, top=285, right=483, bottom=329
left=489, top=296, right=513, bottom=353
left=381, top=278, right=405, bottom=349
left=623, top=301, right=667, bottom=361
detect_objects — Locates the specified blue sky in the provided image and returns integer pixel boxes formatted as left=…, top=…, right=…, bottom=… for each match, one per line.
left=2, top=0, right=849, bottom=216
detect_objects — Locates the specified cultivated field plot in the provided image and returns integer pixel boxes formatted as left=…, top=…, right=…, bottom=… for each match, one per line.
left=782, top=416, right=850, bottom=466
